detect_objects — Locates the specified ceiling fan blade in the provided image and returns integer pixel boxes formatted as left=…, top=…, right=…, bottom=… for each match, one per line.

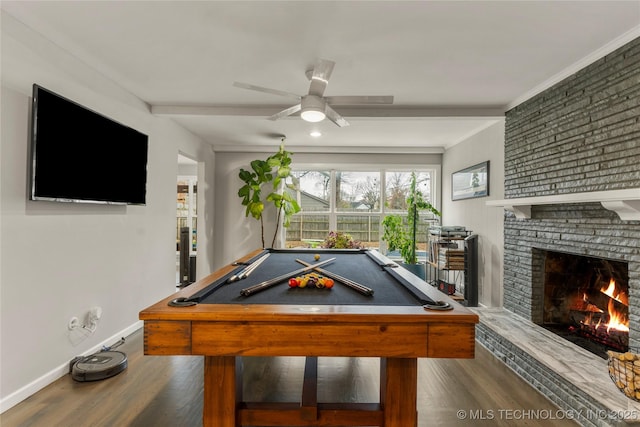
left=325, top=105, right=350, bottom=127
left=308, top=59, right=335, bottom=97
left=325, top=95, right=394, bottom=105
left=233, top=82, right=301, bottom=101
left=268, top=103, right=302, bottom=121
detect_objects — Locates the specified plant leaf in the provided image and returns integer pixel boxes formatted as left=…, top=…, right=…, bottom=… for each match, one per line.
left=248, top=201, right=264, bottom=220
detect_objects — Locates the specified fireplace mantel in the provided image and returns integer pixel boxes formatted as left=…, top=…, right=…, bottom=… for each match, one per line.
left=487, top=188, right=640, bottom=220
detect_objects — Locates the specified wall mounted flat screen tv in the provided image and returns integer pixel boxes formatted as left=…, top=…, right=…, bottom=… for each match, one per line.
left=30, top=84, right=149, bottom=205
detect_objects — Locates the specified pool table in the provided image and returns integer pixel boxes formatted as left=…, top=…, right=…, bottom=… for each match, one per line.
left=140, top=248, right=478, bottom=427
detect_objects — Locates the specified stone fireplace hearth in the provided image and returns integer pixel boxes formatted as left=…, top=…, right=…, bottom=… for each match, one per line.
left=476, top=308, right=640, bottom=427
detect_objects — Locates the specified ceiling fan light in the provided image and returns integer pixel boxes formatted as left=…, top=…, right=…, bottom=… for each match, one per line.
left=300, top=95, right=327, bottom=123
left=301, top=108, right=326, bottom=123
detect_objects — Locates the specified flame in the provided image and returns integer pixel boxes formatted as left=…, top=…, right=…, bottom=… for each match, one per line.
left=579, top=278, right=629, bottom=333
left=601, top=278, right=629, bottom=306
left=599, top=278, right=629, bottom=332
left=607, top=298, right=629, bottom=332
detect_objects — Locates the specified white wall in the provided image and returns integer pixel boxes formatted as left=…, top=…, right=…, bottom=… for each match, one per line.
left=0, top=12, right=214, bottom=411
left=442, top=121, right=505, bottom=307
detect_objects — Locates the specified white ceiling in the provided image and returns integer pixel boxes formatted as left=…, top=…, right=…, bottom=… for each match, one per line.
left=2, top=1, right=639, bottom=151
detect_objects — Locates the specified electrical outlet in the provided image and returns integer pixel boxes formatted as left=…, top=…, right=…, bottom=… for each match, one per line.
left=68, top=317, right=79, bottom=330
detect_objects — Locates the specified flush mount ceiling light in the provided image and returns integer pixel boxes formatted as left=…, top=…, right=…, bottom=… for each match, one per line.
left=309, top=130, right=322, bottom=137
left=300, top=95, right=326, bottom=123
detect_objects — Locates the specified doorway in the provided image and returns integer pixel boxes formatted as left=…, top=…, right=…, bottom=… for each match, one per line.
left=177, top=154, right=198, bottom=286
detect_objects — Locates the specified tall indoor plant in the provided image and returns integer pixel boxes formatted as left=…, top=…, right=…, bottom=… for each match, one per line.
left=237, top=139, right=300, bottom=248
left=382, top=171, right=441, bottom=268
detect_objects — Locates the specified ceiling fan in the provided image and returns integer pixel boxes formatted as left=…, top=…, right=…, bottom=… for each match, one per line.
left=233, top=59, right=394, bottom=127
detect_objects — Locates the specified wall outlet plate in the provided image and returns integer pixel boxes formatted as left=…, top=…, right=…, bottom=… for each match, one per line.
left=68, top=317, right=79, bottom=330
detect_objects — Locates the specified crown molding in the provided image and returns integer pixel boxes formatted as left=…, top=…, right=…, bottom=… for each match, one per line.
left=506, top=26, right=640, bottom=111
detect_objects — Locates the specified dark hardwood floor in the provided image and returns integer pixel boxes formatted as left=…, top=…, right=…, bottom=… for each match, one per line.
left=1, top=328, right=578, bottom=427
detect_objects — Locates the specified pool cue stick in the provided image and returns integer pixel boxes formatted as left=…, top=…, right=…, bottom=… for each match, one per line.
left=239, top=253, right=270, bottom=279
left=228, top=253, right=269, bottom=282
left=227, top=253, right=270, bottom=283
left=236, top=253, right=270, bottom=281
left=240, top=258, right=336, bottom=297
left=295, top=259, right=374, bottom=296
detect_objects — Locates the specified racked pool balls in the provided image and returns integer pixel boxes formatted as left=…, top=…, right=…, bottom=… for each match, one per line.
left=289, top=273, right=334, bottom=290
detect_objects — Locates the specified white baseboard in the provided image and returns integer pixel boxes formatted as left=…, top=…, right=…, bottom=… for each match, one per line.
left=0, top=320, right=143, bottom=414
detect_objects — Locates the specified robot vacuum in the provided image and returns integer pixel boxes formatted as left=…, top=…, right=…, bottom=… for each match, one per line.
left=71, top=350, right=128, bottom=382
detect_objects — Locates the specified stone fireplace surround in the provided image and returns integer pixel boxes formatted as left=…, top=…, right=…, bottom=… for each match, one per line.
left=500, top=202, right=640, bottom=345
left=477, top=36, right=639, bottom=426
left=475, top=201, right=640, bottom=427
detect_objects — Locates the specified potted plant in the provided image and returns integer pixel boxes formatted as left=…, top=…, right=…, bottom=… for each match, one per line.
left=382, top=171, right=441, bottom=277
left=237, top=139, right=300, bottom=248
left=321, top=231, right=364, bottom=249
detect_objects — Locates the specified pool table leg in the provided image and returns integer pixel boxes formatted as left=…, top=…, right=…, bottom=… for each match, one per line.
left=203, top=355, right=242, bottom=427
left=380, top=357, right=418, bottom=427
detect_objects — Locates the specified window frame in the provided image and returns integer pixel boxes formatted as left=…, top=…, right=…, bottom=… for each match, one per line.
left=287, top=166, right=440, bottom=246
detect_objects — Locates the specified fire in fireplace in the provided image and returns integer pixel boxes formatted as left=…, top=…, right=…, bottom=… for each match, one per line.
left=541, top=250, right=629, bottom=358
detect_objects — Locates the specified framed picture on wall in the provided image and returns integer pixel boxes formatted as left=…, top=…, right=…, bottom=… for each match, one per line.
left=452, top=161, right=490, bottom=201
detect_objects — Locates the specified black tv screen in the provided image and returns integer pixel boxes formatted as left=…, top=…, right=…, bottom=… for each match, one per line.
left=30, top=84, right=149, bottom=205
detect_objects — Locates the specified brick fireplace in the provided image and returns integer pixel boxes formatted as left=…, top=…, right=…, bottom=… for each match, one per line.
left=476, top=36, right=640, bottom=426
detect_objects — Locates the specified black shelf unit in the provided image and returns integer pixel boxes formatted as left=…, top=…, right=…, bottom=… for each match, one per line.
left=427, top=229, right=478, bottom=307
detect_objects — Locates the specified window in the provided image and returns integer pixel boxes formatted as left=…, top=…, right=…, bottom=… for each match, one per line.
left=385, top=171, right=432, bottom=212
left=335, top=171, right=380, bottom=212
left=286, top=169, right=437, bottom=250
